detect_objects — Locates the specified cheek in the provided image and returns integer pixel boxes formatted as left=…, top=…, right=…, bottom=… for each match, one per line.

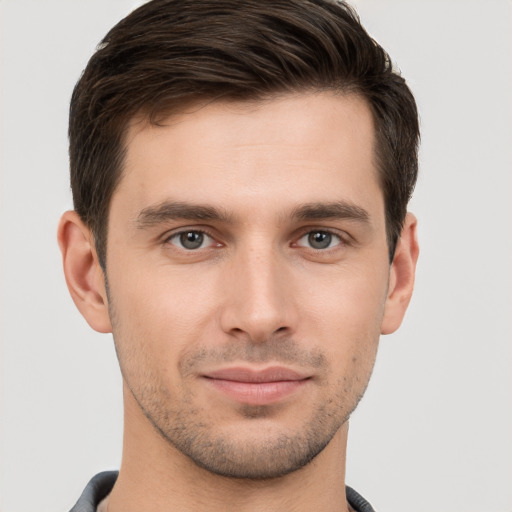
left=300, top=265, right=387, bottom=377
left=303, top=261, right=388, bottom=332
left=107, top=265, right=219, bottom=367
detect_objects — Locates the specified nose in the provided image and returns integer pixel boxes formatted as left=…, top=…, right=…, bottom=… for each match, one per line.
left=219, top=244, right=298, bottom=343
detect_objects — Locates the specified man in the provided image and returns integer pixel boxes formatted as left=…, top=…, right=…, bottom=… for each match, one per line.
left=58, top=0, right=419, bottom=510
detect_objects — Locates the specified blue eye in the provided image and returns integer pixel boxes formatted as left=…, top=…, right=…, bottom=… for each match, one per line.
left=297, top=230, right=342, bottom=250
left=168, top=230, right=212, bottom=250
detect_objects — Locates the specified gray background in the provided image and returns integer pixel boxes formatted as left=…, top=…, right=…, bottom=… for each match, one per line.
left=1, top=1, right=510, bottom=511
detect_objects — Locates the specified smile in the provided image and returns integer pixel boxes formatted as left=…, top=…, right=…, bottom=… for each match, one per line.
left=202, top=367, right=311, bottom=405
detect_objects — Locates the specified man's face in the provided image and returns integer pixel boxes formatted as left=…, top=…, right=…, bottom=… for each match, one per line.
left=105, top=92, right=391, bottom=478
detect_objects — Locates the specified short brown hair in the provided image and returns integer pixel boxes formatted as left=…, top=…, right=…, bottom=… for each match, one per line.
left=69, top=0, right=419, bottom=268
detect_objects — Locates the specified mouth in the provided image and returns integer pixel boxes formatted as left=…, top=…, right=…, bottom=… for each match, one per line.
left=201, top=366, right=311, bottom=406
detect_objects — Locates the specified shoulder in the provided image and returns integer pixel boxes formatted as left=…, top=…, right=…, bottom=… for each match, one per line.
left=346, top=485, right=376, bottom=512
left=69, top=471, right=118, bottom=512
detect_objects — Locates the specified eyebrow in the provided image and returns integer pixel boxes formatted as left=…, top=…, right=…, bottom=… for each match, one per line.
left=136, top=201, right=234, bottom=228
left=136, top=199, right=370, bottom=229
left=291, top=201, right=370, bottom=223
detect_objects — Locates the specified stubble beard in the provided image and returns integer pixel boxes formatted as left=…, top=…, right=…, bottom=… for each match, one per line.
left=119, top=342, right=369, bottom=480
left=107, top=281, right=372, bottom=480
left=131, top=381, right=355, bottom=479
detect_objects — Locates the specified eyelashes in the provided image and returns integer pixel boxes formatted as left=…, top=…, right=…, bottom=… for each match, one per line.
left=164, top=227, right=349, bottom=254
left=166, top=230, right=218, bottom=250
left=294, top=230, right=343, bottom=250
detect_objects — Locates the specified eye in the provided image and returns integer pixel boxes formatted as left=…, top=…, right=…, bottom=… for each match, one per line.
left=296, top=230, right=342, bottom=250
left=167, top=230, right=214, bottom=250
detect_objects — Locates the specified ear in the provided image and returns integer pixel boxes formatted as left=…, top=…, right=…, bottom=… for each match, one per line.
left=57, top=211, right=112, bottom=333
left=381, top=213, right=419, bottom=335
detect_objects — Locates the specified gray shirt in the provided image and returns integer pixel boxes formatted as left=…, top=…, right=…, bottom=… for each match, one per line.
left=69, top=471, right=376, bottom=511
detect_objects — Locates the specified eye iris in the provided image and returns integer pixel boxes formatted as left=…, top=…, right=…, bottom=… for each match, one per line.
left=180, top=231, right=204, bottom=249
left=308, top=231, right=331, bottom=249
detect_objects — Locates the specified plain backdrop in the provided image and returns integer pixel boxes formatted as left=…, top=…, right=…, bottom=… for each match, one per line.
left=0, top=1, right=510, bottom=511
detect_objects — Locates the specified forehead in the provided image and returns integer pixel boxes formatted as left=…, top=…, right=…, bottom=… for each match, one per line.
left=115, top=92, right=381, bottom=220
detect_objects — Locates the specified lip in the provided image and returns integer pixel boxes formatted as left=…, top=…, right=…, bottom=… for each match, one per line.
left=202, top=366, right=311, bottom=405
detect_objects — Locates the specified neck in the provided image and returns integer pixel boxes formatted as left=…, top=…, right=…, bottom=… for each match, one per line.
left=107, top=386, right=352, bottom=512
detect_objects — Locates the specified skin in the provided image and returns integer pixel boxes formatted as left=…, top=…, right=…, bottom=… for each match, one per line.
left=59, top=92, right=418, bottom=512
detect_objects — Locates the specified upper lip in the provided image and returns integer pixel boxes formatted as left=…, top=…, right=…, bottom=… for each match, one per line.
left=203, top=366, right=310, bottom=383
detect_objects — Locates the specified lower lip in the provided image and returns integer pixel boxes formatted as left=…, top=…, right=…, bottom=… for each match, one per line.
left=204, top=378, right=308, bottom=405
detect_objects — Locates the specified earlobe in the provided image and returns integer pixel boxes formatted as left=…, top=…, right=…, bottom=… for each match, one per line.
left=57, top=211, right=112, bottom=333
left=380, top=213, right=419, bottom=335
